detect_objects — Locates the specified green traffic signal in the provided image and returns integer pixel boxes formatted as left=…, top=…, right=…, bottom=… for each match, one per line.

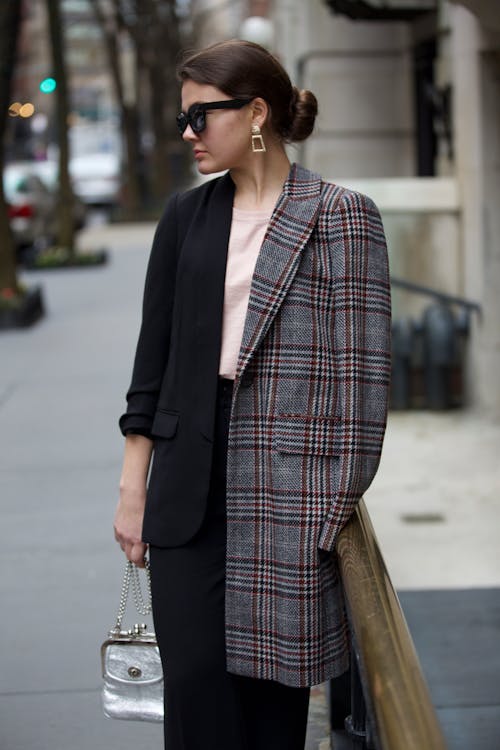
left=40, top=77, right=57, bottom=94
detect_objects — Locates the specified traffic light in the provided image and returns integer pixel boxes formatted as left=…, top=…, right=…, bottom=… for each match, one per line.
left=39, top=77, right=57, bottom=94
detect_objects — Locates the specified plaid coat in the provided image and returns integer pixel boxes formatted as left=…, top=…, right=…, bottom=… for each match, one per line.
left=121, top=163, right=391, bottom=687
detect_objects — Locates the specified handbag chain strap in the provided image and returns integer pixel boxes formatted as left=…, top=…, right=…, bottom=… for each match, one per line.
left=113, top=559, right=153, bottom=632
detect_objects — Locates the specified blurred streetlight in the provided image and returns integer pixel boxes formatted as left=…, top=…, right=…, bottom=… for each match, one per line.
left=8, top=102, right=22, bottom=117
left=19, top=102, right=35, bottom=118
left=39, top=77, right=57, bottom=94
left=8, top=101, right=35, bottom=118
left=31, top=112, right=48, bottom=134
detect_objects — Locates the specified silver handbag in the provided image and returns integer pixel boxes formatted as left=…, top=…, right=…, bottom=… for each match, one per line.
left=101, top=560, right=164, bottom=722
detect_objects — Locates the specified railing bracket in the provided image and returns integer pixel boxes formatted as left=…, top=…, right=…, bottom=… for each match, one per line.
left=345, top=714, right=367, bottom=739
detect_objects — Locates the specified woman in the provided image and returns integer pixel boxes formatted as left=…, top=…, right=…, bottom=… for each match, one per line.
left=115, top=39, right=391, bottom=750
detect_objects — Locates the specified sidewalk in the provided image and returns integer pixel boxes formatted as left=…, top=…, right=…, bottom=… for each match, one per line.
left=0, top=221, right=499, bottom=750
left=368, top=408, right=500, bottom=591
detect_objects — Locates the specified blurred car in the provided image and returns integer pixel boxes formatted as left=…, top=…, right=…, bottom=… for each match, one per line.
left=69, top=152, right=121, bottom=206
left=3, top=161, right=86, bottom=260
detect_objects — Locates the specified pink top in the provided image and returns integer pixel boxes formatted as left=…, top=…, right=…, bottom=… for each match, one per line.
left=219, top=206, right=273, bottom=379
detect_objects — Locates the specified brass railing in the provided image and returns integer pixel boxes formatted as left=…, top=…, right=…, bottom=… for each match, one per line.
left=335, top=499, right=448, bottom=749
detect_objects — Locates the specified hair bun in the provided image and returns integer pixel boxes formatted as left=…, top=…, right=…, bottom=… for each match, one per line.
left=287, top=87, right=318, bottom=143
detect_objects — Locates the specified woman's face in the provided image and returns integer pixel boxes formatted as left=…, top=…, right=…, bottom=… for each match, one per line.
left=180, top=80, right=254, bottom=175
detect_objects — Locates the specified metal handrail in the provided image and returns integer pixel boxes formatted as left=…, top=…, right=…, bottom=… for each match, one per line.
left=336, top=499, right=448, bottom=749
left=391, top=276, right=482, bottom=316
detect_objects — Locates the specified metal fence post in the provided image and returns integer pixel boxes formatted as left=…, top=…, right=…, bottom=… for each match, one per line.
left=345, top=648, right=369, bottom=749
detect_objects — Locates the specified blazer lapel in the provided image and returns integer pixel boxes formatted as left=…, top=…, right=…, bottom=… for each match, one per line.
left=235, top=163, right=322, bottom=379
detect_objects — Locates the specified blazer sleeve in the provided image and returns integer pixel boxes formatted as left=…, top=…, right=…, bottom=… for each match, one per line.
left=119, top=193, right=179, bottom=438
left=318, top=189, right=391, bottom=552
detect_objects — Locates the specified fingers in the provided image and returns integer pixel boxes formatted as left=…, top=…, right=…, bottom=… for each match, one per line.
left=130, top=542, right=148, bottom=567
left=115, top=535, right=147, bottom=567
left=114, top=524, right=147, bottom=566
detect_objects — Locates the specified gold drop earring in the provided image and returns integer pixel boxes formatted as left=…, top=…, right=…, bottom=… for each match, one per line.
left=251, top=124, right=266, bottom=153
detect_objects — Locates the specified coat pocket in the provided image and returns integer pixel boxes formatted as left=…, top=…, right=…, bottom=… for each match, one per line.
left=273, top=414, right=342, bottom=456
left=151, top=410, right=179, bottom=439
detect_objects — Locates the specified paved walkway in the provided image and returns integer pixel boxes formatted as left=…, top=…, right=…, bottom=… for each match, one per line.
left=0, top=221, right=499, bottom=749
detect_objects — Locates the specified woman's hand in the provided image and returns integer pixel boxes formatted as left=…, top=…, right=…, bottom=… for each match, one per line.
left=114, top=434, right=154, bottom=568
left=114, top=486, right=148, bottom=567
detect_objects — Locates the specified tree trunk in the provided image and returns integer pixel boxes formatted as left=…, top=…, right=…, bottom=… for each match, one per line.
left=0, top=0, right=22, bottom=292
left=141, top=0, right=186, bottom=204
left=89, top=0, right=143, bottom=216
left=46, top=0, right=75, bottom=255
left=91, top=0, right=191, bottom=211
left=124, top=0, right=189, bottom=206
left=122, top=104, right=143, bottom=213
left=148, top=60, right=173, bottom=202
left=148, top=80, right=188, bottom=206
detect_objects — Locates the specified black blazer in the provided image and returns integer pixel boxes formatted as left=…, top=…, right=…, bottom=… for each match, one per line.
left=120, top=173, right=236, bottom=546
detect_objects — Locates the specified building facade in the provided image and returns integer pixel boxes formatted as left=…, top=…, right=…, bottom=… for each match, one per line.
left=271, top=0, right=499, bottom=414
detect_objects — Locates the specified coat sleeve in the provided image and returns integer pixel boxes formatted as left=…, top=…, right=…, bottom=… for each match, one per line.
left=318, top=189, right=391, bottom=552
left=119, top=193, right=179, bottom=437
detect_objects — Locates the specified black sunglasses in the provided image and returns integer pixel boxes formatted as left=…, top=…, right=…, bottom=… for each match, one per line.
left=176, top=98, right=252, bottom=135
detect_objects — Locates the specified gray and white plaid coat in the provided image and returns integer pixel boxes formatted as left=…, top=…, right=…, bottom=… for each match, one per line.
left=224, top=165, right=391, bottom=686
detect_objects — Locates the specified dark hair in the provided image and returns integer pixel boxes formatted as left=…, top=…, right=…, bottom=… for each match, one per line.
left=177, top=40, right=317, bottom=143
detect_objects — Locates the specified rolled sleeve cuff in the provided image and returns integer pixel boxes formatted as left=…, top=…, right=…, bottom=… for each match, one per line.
left=119, top=413, right=153, bottom=438
left=119, top=392, right=158, bottom=437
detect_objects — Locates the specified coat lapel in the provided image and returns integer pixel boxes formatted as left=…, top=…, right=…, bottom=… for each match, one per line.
left=235, top=163, right=322, bottom=379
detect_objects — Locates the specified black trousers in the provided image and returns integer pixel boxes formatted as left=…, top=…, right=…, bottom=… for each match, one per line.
left=149, top=378, right=310, bottom=750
